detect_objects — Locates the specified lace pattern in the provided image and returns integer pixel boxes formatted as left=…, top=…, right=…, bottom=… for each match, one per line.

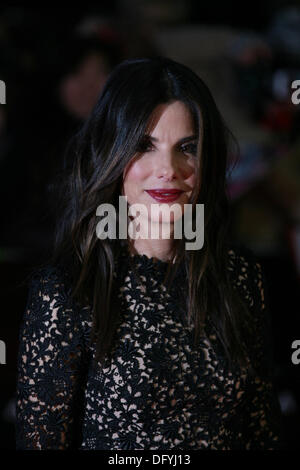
left=15, top=246, right=283, bottom=449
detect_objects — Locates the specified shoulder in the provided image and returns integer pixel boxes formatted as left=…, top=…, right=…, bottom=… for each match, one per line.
left=18, top=264, right=89, bottom=379
left=227, top=243, right=266, bottom=311
left=227, top=243, right=263, bottom=277
left=25, top=262, right=77, bottom=307
left=27, top=263, right=72, bottom=288
left=227, top=242, right=260, bottom=270
left=227, top=245, right=275, bottom=377
left=22, top=263, right=83, bottom=331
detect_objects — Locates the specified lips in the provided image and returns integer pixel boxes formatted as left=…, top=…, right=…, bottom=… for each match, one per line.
left=145, top=189, right=183, bottom=202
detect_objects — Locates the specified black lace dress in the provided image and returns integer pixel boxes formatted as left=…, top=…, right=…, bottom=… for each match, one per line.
left=15, top=244, right=283, bottom=450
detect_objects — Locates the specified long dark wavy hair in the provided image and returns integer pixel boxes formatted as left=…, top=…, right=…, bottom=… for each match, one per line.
left=50, top=56, right=255, bottom=372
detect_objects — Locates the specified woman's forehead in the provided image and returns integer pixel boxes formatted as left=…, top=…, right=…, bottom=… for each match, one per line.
left=146, top=101, right=193, bottom=129
left=145, top=101, right=202, bottom=140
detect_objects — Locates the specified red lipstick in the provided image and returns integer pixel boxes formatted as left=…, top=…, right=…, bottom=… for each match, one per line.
left=145, top=189, right=183, bottom=203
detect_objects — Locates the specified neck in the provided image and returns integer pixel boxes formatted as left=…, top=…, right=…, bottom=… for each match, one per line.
left=126, top=216, right=177, bottom=262
left=128, top=238, right=175, bottom=262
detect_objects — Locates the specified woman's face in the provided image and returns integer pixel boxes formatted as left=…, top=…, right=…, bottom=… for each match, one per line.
left=122, top=100, right=201, bottom=235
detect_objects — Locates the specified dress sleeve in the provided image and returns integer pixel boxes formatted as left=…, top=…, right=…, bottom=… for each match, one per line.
left=15, top=266, right=88, bottom=450
left=239, top=255, right=285, bottom=450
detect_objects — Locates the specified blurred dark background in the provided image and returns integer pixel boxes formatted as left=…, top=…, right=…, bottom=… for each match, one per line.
left=0, top=1, right=299, bottom=450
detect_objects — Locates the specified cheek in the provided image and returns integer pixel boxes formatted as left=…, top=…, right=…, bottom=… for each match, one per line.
left=192, top=174, right=197, bottom=189
left=186, top=166, right=196, bottom=188
left=125, top=163, right=145, bottom=183
left=122, top=160, right=149, bottom=197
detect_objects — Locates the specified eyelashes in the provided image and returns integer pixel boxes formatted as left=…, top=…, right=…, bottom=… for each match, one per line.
left=136, top=140, right=198, bottom=156
left=180, top=143, right=197, bottom=155
left=136, top=140, right=152, bottom=153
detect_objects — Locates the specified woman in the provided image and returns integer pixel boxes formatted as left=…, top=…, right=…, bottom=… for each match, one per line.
left=15, top=57, right=283, bottom=450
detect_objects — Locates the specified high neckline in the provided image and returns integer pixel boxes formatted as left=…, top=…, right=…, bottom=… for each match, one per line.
left=114, top=242, right=188, bottom=325
left=119, top=242, right=175, bottom=267
left=116, top=241, right=186, bottom=284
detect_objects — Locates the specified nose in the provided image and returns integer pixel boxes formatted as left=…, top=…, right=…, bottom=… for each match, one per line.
left=155, top=151, right=178, bottom=182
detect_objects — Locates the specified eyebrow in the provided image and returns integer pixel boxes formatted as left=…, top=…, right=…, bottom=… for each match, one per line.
left=144, top=134, right=198, bottom=144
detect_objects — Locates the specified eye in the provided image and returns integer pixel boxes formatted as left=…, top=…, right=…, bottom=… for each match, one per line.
left=180, top=143, right=197, bottom=156
left=136, top=139, right=154, bottom=153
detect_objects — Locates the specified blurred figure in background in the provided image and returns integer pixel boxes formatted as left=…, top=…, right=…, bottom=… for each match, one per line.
left=0, top=31, right=124, bottom=264
left=0, top=3, right=299, bottom=450
left=0, top=7, right=161, bottom=449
